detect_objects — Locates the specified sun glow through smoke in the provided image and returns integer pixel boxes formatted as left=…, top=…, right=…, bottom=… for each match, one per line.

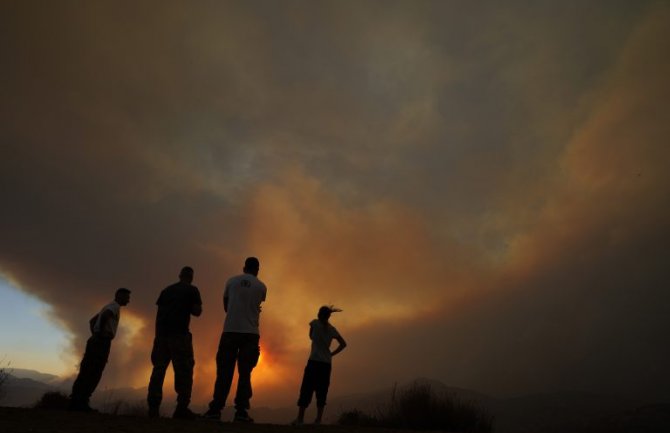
left=252, top=345, right=284, bottom=387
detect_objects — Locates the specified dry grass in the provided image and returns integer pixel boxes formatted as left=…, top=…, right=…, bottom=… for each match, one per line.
left=99, top=398, right=147, bottom=416
left=31, top=390, right=148, bottom=416
left=0, top=358, right=11, bottom=402
left=338, top=382, right=493, bottom=432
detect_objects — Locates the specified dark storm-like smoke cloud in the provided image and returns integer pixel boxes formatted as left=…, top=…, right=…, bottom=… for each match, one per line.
left=1, top=0, right=668, bottom=405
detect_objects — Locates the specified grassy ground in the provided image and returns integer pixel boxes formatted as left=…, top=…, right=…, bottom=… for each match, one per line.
left=0, top=407, right=421, bottom=433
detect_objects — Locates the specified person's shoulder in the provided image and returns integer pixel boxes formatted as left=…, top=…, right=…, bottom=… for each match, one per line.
left=163, top=282, right=180, bottom=292
left=226, top=274, right=244, bottom=284
left=224, top=274, right=242, bottom=293
left=103, top=302, right=120, bottom=314
left=249, top=275, right=266, bottom=290
left=228, top=273, right=264, bottom=286
left=178, top=282, right=199, bottom=296
left=189, top=284, right=202, bottom=301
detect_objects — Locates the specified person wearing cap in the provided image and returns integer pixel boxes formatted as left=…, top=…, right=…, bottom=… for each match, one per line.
left=204, top=257, right=267, bottom=423
left=292, top=305, right=347, bottom=425
left=147, top=266, right=202, bottom=419
left=69, top=287, right=131, bottom=412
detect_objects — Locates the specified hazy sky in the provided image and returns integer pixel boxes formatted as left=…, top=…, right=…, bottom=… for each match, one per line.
left=1, top=1, right=669, bottom=407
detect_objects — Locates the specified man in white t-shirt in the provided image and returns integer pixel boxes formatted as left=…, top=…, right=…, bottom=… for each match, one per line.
left=69, top=288, right=131, bottom=411
left=204, top=257, right=267, bottom=422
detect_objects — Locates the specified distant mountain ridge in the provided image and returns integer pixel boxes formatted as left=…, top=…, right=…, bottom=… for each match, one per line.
left=1, top=373, right=57, bottom=407
left=8, top=368, right=60, bottom=384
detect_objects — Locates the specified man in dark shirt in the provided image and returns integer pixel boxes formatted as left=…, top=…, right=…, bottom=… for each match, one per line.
left=147, top=266, right=202, bottom=419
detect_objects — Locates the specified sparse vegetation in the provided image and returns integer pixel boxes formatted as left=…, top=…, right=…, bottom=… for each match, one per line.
left=101, top=398, right=124, bottom=415
left=100, top=398, right=147, bottom=416
left=338, top=408, right=378, bottom=427
left=0, top=358, right=11, bottom=402
left=31, top=391, right=147, bottom=416
left=119, top=400, right=148, bottom=417
left=33, top=391, right=70, bottom=410
left=97, top=389, right=148, bottom=416
left=338, top=382, right=494, bottom=432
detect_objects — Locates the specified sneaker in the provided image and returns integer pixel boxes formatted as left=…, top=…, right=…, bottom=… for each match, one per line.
left=202, top=409, right=222, bottom=420
left=173, top=406, right=198, bottom=420
left=148, top=407, right=160, bottom=418
left=234, top=411, right=254, bottom=423
left=290, top=419, right=304, bottom=426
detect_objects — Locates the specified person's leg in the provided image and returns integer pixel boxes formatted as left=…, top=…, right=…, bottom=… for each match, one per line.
left=70, top=337, right=111, bottom=410
left=147, top=336, right=171, bottom=416
left=70, top=337, right=95, bottom=409
left=234, top=334, right=260, bottom=420
left=314, top=362, right=332, bottom=424
left=292, top=407, right=306, bottom=426
left=206, top=332, right=239, bottom=415
left=171, top=333, right=196, bottom=419
left=294, top=362, right=316, bottom=424
left=297, top=361, right=317, bottom=408
left=296, top=406, right=307, bottom=424
left=315, top=406, right=325, bottom=425
left=82, top=338, right=111, bottom=401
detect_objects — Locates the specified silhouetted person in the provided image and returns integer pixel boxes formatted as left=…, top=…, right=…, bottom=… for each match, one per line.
left=203, top=257, right=267, bottom=422
left=292, top=305, right=347, bottom=425
left=69, top=288, right=131, bottom=412
left=147, top=266, right=202, bottom=419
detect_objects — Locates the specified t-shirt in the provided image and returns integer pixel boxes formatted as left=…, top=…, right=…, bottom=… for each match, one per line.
left=93, top=301, right=121, bottom=339
left=308, top=319, right=341, bottom=364
left=223, top=273, right=267, bottom=335
left=155, top=282, right=202, bottom=336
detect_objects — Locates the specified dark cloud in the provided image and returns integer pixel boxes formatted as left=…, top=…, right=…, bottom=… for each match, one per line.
left=0, top=0, right=668, bottom=406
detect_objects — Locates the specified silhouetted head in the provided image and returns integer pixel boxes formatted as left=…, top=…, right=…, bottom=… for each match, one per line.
left=318, top=305, right=342, bottom=322
left=115, top=288, right=131, bottom=306
left=243, top=257, right=260, bottom=276
left=318, top=306, right=332, bottom=322
left=179, top=266, right=194, bottom=284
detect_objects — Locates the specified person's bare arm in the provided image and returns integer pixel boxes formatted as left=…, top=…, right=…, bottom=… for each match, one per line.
left=330, top=335, right=347, bottom=357
left=191, top=303, right=202, bottom=317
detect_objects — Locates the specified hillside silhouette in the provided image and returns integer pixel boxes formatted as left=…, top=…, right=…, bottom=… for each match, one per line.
left=3, top=373, right=670, bottom=432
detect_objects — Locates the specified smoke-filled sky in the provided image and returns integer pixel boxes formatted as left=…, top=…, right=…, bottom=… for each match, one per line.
left=1, top=1, right=669, bottom=407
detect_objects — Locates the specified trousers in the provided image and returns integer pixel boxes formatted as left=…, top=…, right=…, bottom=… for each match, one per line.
left=70, top=335, right=112, bottom=406
left=297, top=360, right=332, bottom=408
left=147, top=333, right=195, bottom=408
left=208, top=332, right=260, bottom=412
